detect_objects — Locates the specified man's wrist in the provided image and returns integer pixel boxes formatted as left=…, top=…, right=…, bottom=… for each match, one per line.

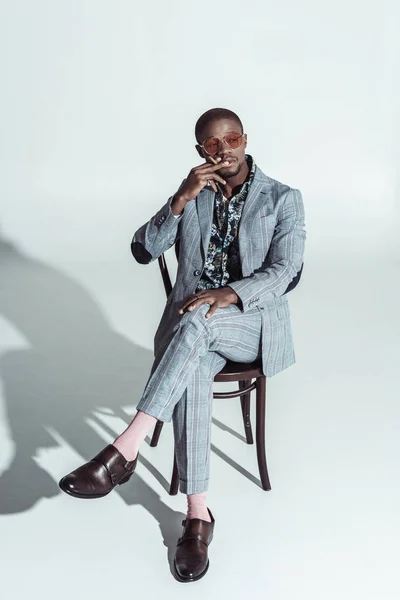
left=226, top=286, right=239, bottom=304
left=171, top=194, right=188, bottom=216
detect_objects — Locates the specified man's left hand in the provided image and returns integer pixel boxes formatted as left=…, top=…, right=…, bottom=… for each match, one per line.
left=179, top=287, right=239, bottom=319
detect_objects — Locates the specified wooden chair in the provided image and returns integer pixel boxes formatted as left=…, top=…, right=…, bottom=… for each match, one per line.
left=150, top=239, right=271, bottom=494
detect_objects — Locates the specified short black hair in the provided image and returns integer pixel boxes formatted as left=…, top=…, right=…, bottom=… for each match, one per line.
left=195, top=108, right=243, bottom=143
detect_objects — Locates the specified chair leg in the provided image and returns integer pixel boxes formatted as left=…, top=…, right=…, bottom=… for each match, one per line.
left=150, top=420, right=164, bottom=447
left=239, top=379, right=254, bottom=445
left=255, top=376, right=271, bottom=491
left=170, top=452, right=179, bottom=496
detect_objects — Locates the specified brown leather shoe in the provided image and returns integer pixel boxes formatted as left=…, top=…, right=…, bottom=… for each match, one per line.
left=58, top=445, right=137, bottom=499
left=174, top=509, right=215, bottom=582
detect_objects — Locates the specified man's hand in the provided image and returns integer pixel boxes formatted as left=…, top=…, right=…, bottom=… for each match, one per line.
left=171, top=157, right=231, bottom=215
left=179, top=287, right=239, bottom=319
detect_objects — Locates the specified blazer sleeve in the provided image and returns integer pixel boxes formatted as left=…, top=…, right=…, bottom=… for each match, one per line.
left=131, top=196, right=182, bottom=264
left=228, top=188, right=306, bottom=312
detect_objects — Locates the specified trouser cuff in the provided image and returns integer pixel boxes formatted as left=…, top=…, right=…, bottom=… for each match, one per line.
left=179, top=478, right=209, bottom=495
left=135, top=401, right=173, bottom=423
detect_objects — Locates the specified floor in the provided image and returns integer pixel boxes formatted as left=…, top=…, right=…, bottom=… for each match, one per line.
left=0, top=248, right=399, bottom=600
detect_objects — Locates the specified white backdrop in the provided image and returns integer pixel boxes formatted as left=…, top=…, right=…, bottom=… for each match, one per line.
left=1, top=0, right=399, bottom=350
left=1, top=3, right=400, bottom=599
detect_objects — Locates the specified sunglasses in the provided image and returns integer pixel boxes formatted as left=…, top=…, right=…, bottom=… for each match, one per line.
left=200, top=131, right=244, bottom=156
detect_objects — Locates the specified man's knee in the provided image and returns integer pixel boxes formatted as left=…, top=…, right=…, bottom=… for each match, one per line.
left=179, top=304, right=210, bottom=328
left=182, top=303, right=241, bottom=328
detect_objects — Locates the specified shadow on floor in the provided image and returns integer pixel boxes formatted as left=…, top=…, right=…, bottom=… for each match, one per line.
left=0, top=233, right=188, bottom=570
left=0, top=233, right=259, bottom=570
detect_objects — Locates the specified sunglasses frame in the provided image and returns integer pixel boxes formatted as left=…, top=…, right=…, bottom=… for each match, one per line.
left=200, top=131, right=245, bottom=156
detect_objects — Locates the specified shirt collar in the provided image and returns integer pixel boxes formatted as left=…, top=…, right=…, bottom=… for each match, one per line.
left=245, top=154, right=256, bottom=187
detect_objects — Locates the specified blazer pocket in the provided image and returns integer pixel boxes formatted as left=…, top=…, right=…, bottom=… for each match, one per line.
left=276, top=300, right=290, bottom=320
left=276, top=305, right=285, bottom=320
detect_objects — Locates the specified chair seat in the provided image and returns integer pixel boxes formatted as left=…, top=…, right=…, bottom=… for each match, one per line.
left=215, top=360, right=263, bottom=382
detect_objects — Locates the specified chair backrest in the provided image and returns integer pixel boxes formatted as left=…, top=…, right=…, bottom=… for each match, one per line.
left=157, top=239, right=180, bottom=299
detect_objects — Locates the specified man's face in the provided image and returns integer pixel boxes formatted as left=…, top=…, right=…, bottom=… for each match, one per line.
left=196, top=118, right=248, bottom=180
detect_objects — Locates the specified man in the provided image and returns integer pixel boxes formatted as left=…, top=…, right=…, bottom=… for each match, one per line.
left=59, top=108, right=306, bottom=582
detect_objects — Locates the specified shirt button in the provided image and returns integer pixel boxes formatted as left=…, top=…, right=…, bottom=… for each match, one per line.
left=194, top=270, right=201, bottom=276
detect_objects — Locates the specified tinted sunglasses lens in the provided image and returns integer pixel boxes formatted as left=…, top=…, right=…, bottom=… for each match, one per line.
left=203, top=137, right=219, bottom=155
left=224, top=133, right=242, bottom=148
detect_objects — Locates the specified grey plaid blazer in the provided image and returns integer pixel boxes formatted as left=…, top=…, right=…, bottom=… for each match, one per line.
left=131, top=165, right=306, bottom=377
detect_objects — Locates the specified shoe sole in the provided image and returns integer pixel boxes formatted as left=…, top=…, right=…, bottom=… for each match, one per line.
left=173, top=559, right=210, bottom=583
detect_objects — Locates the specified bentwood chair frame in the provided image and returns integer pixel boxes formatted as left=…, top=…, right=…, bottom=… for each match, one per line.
left=150, top=239, right=272, bottom=494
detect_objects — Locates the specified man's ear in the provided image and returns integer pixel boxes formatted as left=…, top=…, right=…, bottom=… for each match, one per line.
left=244, top=133, right=248, bottom=149
left=196, top=144, right=205, bottom=159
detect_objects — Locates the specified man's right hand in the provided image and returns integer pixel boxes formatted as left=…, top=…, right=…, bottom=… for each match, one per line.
left=171, top=158, right=231, bottom=215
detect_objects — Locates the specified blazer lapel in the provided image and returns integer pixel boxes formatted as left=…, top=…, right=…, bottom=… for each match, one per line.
left=239, top=174, right=273, bottom=270
left=196, top=188, right=215, bottom=260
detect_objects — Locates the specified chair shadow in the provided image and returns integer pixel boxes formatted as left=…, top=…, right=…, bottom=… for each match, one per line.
left=0, top=234, right=185, bottom=569
left=212, top=417, right=246, bottom=444
left=0, top=233, right=260, bottom=570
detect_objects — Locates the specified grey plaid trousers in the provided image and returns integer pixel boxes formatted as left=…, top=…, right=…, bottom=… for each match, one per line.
left=136, top=303, right=263, bottom=494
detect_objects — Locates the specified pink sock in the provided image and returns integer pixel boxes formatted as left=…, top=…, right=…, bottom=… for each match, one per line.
left=113, top=410, right=158, bottom=461
left=187, top=493, right=211, bottom=522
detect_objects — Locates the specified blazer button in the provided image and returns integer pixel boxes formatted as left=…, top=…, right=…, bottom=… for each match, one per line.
left=194, top=270, right=201, bottom=276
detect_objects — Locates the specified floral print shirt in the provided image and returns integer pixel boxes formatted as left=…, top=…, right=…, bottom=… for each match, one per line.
left=196, top=154, right=256, bottom=291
